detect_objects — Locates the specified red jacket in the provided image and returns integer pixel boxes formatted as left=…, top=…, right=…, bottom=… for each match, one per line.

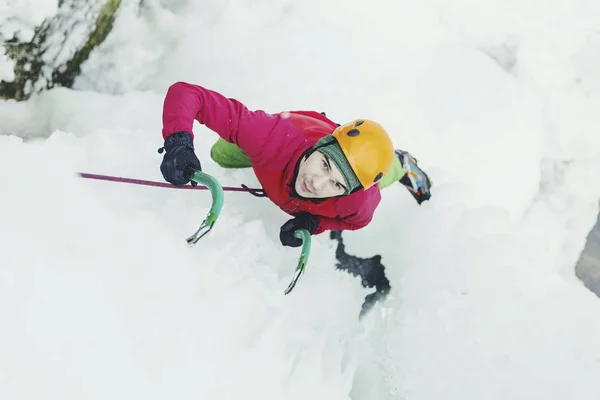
left=161, top=82, right=381, bottom=235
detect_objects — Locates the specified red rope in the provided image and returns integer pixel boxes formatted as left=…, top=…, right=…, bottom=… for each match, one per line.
left=77, top=172, right=266, bottom=196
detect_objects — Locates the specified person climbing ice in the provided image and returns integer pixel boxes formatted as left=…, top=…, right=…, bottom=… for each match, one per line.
left=158, top=81, right=432, bottom=247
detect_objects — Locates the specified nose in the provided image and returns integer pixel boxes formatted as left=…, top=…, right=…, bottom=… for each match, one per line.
left=311, top=175, right=329, bottom=192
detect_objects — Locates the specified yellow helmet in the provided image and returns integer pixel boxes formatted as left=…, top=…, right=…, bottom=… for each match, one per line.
left=331, top=119, right=395, bottom=189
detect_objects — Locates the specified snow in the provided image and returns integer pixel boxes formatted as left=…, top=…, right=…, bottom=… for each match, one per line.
left=2, top=0, right=600, bottom=399
left=0, top=0, right=57, bottom=42
left=0, top=0, right=58, bottom=81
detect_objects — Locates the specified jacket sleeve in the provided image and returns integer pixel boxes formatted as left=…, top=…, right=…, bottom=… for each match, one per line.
left=312, top=188, right=381, bottom=235
left=161, top=81, right=292, bottom=165
left=313, top=214, right=372, bottom=235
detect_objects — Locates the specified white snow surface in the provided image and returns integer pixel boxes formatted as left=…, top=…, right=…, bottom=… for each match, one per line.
left=2, top=0, right=600, bottom=399
left=0, top=0, right=58, bottom=80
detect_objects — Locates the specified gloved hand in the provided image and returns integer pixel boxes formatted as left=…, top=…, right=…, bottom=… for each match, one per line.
left=279, top=213, right=319, bottom=247
left=159, top=131, right=202, bottom=186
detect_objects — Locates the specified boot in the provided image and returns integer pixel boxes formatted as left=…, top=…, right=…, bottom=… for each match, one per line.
left=395, top=149, right=432, bottom=205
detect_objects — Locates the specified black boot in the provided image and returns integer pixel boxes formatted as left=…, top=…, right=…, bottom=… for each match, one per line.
left=395, top=149, right=432, bottom=205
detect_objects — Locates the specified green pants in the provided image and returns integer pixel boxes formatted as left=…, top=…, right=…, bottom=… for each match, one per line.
left=209, top=138, right=404, bottom=190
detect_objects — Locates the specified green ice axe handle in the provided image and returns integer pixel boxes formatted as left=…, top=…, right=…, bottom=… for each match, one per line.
left=284, top=229, right=312, bottom=295
left=185, top=168, right=224, bottom=245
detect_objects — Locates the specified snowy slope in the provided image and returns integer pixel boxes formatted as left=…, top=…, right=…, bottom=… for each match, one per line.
left=2, top=1, right=600, bottom=399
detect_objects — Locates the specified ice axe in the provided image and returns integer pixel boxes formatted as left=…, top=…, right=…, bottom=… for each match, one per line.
left=283, top=229, right=311, bottom=295
left=184, top=168, right=311, bottom=294
left=183, top=168, right=224, bottom=245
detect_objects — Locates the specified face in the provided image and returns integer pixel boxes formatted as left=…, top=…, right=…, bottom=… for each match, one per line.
left=295, top=150, right=348, bottom=198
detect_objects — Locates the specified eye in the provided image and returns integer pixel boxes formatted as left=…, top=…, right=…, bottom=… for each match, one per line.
left=334, top=181, right=343, bottom=190
left=322, top=159, right=329, bottom=171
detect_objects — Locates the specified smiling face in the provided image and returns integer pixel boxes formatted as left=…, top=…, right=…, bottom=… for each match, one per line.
left=294, top=150, right=348, bottom=198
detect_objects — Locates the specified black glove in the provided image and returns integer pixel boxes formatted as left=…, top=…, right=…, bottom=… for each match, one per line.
left=279, top=213, right=319, bottom=247
left=158, top=131, right=202, bottom=186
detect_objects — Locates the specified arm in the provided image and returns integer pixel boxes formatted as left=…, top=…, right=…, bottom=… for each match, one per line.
left=279, top=188, right=380, bottom=247
left=313, top=187, right=381, bottom=234
left=279, top=210, right=371, bottom=248
left=313, top=212, right=372, bottom=235
left=161, top=81, right=290, bottom=162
